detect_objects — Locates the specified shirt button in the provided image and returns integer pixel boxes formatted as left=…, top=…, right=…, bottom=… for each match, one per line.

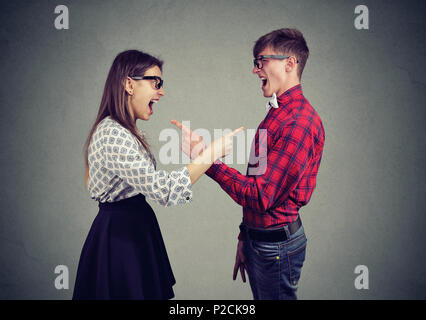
left=186, top=197, right=190, bottom=200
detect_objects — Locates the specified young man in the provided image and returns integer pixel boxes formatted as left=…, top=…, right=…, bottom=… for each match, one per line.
left=173, top=28, right=325, bottom=300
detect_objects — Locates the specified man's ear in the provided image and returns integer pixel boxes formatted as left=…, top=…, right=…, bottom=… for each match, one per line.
left=285, top=56, right=298, bottom=73
left=124, top=77, right=134, bottom=95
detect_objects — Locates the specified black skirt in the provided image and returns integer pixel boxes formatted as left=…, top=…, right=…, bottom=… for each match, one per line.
left=72, top=194, right=175, bottom=300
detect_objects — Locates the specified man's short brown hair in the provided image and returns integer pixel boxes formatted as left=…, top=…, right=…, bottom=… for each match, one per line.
left=253, top=28, right=309, bottom=79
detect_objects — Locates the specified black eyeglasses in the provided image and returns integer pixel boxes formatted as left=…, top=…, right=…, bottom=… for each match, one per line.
left=253, top=55, right=299, bottom=69
left=130, top=75, right=164, bottom=89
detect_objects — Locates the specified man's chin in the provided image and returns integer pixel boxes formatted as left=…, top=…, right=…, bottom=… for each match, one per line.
left=262, top=88, right=272, bottom=98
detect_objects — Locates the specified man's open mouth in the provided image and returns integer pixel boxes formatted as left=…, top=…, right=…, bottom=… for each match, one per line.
left=261, top=77, right=267, bottom=87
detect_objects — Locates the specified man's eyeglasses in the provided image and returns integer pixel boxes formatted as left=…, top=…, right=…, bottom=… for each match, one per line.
left=253, top=55, right=299, bottom=69
left=130, top=75, right=164, bottom=89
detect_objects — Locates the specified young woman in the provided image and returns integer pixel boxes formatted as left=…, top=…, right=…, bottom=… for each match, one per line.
left=73, top=50, right=242, bottom=300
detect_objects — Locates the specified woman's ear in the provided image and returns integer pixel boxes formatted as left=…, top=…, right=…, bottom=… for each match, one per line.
left=125, top=77, right=134, bottom=95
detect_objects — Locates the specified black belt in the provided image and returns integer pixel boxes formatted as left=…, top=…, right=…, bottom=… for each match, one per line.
left=239, top=217, right=302, bottom=242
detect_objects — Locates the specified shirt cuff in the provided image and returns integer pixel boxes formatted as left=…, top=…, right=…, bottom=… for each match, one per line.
left=205, top=159, right=223, bottom=178
left=170, top=167, right=193, bottom=206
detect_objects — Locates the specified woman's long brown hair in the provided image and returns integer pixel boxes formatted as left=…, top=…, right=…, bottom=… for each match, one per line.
left=84, top=50, right=163, bottom=186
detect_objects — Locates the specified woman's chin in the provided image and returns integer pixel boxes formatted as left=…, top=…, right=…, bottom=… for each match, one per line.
left=136, top=114, right=150, bottom=121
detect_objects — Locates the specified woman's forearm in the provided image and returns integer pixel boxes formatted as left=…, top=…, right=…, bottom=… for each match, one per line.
left=186, top=147, right=215, bottom=184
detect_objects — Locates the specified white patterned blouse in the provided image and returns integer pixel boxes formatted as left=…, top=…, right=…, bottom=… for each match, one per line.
left=87, top=116, right=193, bottom=206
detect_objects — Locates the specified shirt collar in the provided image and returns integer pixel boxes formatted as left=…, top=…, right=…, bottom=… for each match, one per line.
left=277, top=84, right=303, bottom=105
left=265, top=84, right=303, bottom=112
left=265, top=93, right=279, bottom=111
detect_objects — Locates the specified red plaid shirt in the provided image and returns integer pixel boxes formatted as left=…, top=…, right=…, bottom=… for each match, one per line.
left=206, top=84, right=325, bottom=238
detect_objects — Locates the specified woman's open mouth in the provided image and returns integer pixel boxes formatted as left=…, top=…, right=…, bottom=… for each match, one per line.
left=261, top=77, right=268, bottom=88
left=148, top=100, right=157, bottom=114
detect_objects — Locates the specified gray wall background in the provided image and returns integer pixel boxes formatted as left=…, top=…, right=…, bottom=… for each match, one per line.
left=0, top=0, right=425, bottom=299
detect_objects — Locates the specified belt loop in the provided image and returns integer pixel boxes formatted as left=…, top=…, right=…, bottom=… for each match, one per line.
left=283, top=224, right=291, bottom=239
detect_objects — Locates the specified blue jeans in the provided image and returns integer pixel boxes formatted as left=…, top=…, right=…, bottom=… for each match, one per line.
left=243, top=224, right=307, bottom=300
